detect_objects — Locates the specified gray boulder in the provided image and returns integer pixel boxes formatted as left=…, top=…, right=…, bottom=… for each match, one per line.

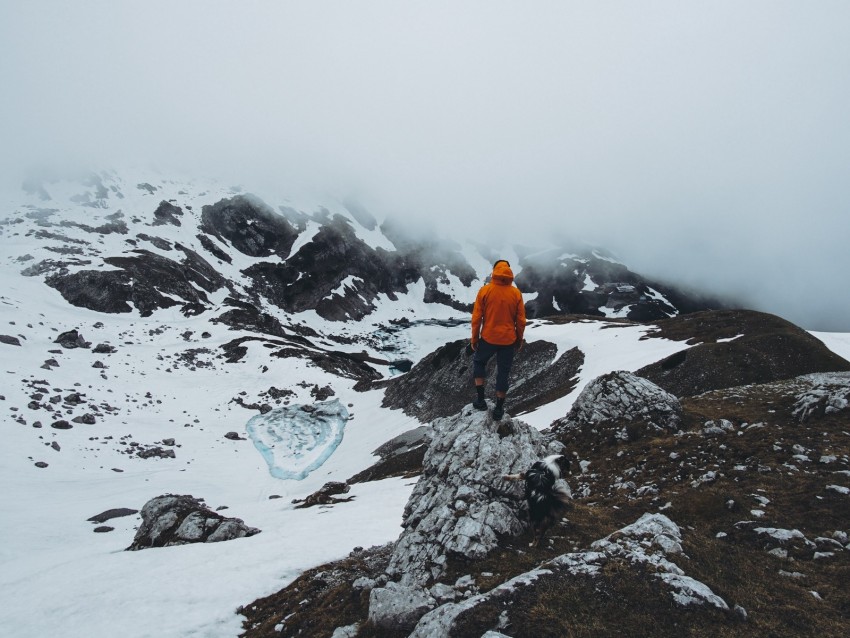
left=386, top=405, right=544, bottom=586
left=553, top=371, right=682, bottom=436
left=127, top=494, right=260, bottom=550
left=367, top=582, right=437, bottom=632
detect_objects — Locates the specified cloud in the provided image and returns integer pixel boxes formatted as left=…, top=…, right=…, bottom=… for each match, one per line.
left=2, top=1, right=849, bottom=330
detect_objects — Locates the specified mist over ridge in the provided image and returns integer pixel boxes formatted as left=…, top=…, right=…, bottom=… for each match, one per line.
left=2, top=2, right=849, bottom=330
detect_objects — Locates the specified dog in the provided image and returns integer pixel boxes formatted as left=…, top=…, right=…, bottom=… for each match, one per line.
left=503, top=454, right=572, bottom=548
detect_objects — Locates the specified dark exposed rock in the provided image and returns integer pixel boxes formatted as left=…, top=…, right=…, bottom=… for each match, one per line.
left=136, top=233, right=172, bottom=250
left=638, top=310, right=850, bottom=397
left=93, top=343, right=117, bottom=354
left=93, top=526, right=115, bottom=533
left=46, top=246, right=226, bottom=316
left=152, top=200, right=183, bottom=226
left=55, top=329, right=90, bottom=349
left=88, top=508, right=139, bottom=523
left=224, top=431, right=245, bottom=441
left=0, top=335, right=22, bottom=346
left=311, top=384, right=335, bottom=400
left=137, top=446, right=176, bottom=459
left=34, top=461, right=48, bottom=468
left=552, top=371, right=682, bottom=437
left=382, top=339, right=583, bottom=423
left=200, top=195, right=298, bottom=258
left=197, top=232, right=232, bottom=263
left=72, top=414, right=96, bottom=425
left=292, top=481, right=353, bottom=509
left=51, top=420, right=72, bottom=429
left=348, top=426, right=430, bottom=484
left=513, top=247, right=720, bottom=321
left=127, top=494, right=260, bottom=550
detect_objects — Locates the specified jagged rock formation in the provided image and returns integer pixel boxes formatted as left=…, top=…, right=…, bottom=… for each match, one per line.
left=791, top=372, right=850, bottom=422
left=200, top=195, right=300, bottom=259
left=514, top=246, right=720, bottom=320
left=127, top=494, right=260, bottom=550
left=382, top=339, right=584, bottom=423
left=384, top=406, right=546, bottom=587
left=638, top=310, right=850, bottom=397
left=552, top=370, right=682, bottom=437
left=46, top=245, right=227, bottom=316
left=408, top=514, right=730, bottom=637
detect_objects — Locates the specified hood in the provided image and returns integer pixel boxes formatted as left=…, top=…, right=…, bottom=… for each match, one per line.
left=491, top=262, right=514, bottom=285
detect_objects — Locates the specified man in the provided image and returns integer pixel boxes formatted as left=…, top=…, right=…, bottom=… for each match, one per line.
left=470, top=259, right=526, bottom=420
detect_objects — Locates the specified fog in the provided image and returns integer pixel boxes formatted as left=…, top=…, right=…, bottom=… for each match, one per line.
left=2, top=2, right=849, bottom=330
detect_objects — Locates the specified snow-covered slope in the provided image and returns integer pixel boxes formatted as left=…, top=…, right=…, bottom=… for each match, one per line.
left=1, top=170, right=845, bottom=637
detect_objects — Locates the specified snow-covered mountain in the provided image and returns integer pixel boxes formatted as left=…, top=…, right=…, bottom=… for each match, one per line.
left=1, top=170, right=848, bottom=637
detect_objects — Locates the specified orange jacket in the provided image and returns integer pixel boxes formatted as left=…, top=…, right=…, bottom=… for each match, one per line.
left=471, top=262, right=527, bottom=347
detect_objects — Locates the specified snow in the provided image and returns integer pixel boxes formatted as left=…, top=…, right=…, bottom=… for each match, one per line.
left=246, top=400, right=349, bottom=480
left=810, top=331, right=850, bottom=362
left=581, top=273, right=596, bottom=291
left=2, top=171, right=847, bottom=636
left=515, top=319, right=690, bottom=428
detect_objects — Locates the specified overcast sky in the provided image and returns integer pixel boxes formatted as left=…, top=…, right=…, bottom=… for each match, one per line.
left=2, top=1, right=849, bottom=330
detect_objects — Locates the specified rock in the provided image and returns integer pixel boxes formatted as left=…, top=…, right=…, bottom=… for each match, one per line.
left=51, top=420, right=72, bottom=429
left=46, top=246, right=225, bottom=317
left=293, top=481, right=352, bottom=509
left=385, top=406, right=544, bottom=586
left=552, top=371, right=682, bottom=437
left=64, top=392, right=84, bottom=405
left=0, top=335, right=22, bottom=346
left=92, top=361, right=106, bottom=368
left=330, top=624, right=359, bottom=638
left=71, top=414, right=96, bottom=425
left=367, top=582, right=436, bottom=632
left=93, top=526, right=114, bottom=533
left=55, top=329, right=90, bottom=349
left=34, top=461, right=48, bottom=468
left=382, top=339, right=584, bottom=423
left=224, top=431, right=244, bottom=441
left=93, top=343, right=117, bottom=354
left=137, top=447, right=175, bottom=459
left=152, top=200, right=184, bottom=226
left=88, top=508, right=139, bottom=523
left=200, top=195, right=298, bottom=258
left=162, top=438, right=176, bottom=446
left=127, top=494, right=260, bottom=550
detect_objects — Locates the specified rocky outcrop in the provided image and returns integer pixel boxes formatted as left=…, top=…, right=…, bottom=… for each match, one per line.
left=408, top=514, right=730, bottom=637
left=385, top=406, right=546, bottom=586
left=638, top=310, right=850, bottom=397
left=382, top=339, right=584, bottom=423
left=152, top=200, right=183, bottom=226
left=552, top=371, right=682, bottom=437
left=200, top=195, right=299, bottom=259
left=46, top=246, right=226, bottom=316
left=127, top=494, right=260, bottom=550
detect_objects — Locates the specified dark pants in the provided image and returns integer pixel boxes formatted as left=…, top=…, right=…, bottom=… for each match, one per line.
left=473, top=339, right=515, bottom=393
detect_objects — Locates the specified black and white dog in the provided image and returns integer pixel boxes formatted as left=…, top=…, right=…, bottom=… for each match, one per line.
left=504, top=454, right=572, bottom=548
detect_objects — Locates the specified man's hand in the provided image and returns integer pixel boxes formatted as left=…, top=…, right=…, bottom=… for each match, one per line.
left=467, top=341, right=477, bottom=355
left=514, top=338, right=524, bottom=353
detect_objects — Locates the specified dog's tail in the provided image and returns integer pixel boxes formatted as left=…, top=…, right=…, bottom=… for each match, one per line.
left=552, top=480, right=572, bottom=508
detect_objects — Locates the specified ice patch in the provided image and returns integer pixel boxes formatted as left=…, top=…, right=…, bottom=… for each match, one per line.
left=246, top=399, right=349, bottom=480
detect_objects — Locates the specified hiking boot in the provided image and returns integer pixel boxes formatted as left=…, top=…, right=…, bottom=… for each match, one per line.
left=492, top=404, right=504, bottom=420
left=472, top=397, right=487, bottom=411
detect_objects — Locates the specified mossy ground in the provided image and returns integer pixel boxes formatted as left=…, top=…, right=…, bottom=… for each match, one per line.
left=240, top=372, right=850, bottom=638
